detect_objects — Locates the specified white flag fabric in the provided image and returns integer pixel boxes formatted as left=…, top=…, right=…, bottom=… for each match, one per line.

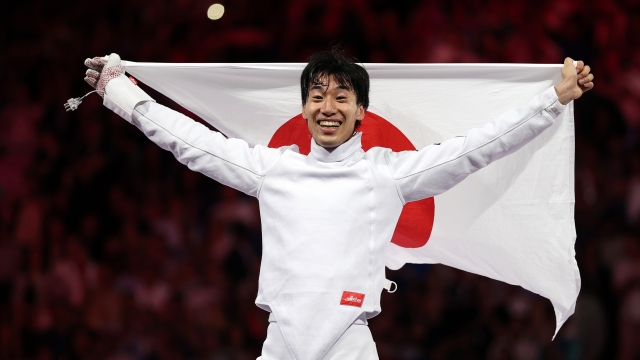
left=122, top=61, right=579, bottom=337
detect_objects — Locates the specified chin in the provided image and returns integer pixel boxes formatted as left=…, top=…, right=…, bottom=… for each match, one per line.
left=317, top=136, right=348, bottom=148
left=317, top=140, right=338, bottom=148
left=310, top=127, right=352, bottom=148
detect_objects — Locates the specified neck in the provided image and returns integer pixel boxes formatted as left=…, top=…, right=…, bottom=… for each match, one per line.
left=309, top=132, right=363, bottom=163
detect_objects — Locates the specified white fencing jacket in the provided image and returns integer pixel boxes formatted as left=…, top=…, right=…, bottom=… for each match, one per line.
left=103, top=76, right=565, bottom=359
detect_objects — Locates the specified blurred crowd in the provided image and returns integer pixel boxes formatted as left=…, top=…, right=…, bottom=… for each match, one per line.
left=2, top=0, right=640, bottom=359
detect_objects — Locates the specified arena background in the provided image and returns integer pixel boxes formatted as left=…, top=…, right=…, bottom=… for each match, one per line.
left=1, top=0, right=639, bottom=359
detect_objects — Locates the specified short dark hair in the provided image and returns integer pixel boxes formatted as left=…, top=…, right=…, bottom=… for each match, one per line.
left=300, top=49, right=370, bottom=111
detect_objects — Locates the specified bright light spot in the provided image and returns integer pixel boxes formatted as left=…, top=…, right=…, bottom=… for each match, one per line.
left=207, top=4, right=225, bottom=20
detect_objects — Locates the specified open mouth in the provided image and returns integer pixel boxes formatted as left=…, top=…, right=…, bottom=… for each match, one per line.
left=317, top=120, right=342, bottom=129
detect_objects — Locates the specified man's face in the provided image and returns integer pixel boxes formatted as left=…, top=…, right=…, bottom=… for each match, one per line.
left=302, top=76, right=365, bottom=148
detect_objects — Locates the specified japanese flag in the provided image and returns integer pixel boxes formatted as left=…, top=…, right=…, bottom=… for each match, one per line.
left=122, top=61, right=579, bottom=337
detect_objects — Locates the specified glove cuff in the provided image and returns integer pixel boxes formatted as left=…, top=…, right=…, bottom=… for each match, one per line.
left=103, top=74, right=155, bottom=123
left=97, top=63, right=125, bottom=92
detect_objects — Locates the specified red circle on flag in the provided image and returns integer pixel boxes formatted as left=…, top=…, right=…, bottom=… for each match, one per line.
left=268, top=111, right=435, bottom=248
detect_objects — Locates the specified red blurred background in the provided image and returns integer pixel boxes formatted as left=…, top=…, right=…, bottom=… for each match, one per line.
left=1, top=0, right=640, bottom=359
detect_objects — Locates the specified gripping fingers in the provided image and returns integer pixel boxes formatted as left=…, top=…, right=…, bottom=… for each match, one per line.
left=84, top=76, right=98, bottom=89
left=84, top=57, right=107, bottom=72
left=84, top=69, right=101, bottom=89
left=582, top=81, right=594, bottom=91
left=579, top=65, right=591, bottom=78
left=579, top=73, right=594, bottom=92
left=85, top=69, right=100, bottom=79
left=579, top=73, right=594, bottom=84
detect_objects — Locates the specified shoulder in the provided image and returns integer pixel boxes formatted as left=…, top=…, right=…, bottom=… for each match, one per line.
left=363, top=146, right=394, bottom=165
left=254, top=143, right=300, bottom=152
left=252, top=143, right=303, bottom=168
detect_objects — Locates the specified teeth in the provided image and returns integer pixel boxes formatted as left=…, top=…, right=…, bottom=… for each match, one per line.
left=319, top=120, right=341, bottom=127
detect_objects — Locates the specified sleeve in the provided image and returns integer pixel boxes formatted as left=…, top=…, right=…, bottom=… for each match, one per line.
left=128, top=101, right=283, bottom=197
left=386, top=86, right=567, bottom=203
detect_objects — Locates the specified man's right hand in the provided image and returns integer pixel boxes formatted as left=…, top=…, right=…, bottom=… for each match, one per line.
left=84, top=53, right=125, bottom=95
left=84, top=53, right=155, bottom=123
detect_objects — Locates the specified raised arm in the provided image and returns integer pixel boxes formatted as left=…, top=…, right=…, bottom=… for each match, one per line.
left=83, top=53, right=284, bottom=197
left=387, top=58, right=593, bottom=203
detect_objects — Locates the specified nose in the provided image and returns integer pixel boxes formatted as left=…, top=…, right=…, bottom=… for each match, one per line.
left=321, top=98, right=337, bottom=116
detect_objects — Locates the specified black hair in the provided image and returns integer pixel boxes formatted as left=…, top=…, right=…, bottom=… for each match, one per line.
left=300, top=49, right=370, bottom=129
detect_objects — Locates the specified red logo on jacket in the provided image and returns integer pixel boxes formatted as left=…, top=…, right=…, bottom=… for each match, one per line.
left=340, top=291, right=365, bottom=307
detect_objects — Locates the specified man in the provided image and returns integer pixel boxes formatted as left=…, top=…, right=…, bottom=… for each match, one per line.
left=82, top=50, right=593, bottom=359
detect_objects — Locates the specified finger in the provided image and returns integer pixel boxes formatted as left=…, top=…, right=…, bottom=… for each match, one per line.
left=84, top=59, right=102, bottom=72
left=579, top=65, right=591, bottom=77
left=84, top=76, right=98, bottom=89
left=104, top=53, right=122, bottom=69
left=84, top=57, right=106, bottom=71
left=84, top=57, right=100, bottom=67
left=579, top=81, right=594, bottom=92
left=575, top=60, right=584, bottom=73
left=564, top=57, right=574, bottom=71
left=85, top=69, right=101, bottom=79
left=579, top=73, right=594, bottom=85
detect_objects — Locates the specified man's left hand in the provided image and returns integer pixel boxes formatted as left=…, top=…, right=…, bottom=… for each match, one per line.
left=554, top=57, right=594, bottom=105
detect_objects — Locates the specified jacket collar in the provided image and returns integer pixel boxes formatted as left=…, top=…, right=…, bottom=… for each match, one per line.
left=309, top=132, right=363, bottom=163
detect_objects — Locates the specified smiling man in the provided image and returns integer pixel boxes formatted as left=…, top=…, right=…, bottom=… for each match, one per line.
left=300, top=53, right=368, bottom=148
left=82, top=49, right=593, bottom=359
left=303, top=77, right=365, bottom=147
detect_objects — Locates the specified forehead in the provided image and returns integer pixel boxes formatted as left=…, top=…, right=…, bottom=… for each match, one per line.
left=309, top=74, right=354, bottom=93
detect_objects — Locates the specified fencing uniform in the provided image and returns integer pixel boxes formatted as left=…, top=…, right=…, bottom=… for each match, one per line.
left=259, top=313, right=377, bottom=359
left=102, top=73, right=565, bottom=359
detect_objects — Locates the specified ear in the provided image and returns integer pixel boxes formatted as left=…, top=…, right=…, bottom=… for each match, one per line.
left=301, top=103, right=307, bottom=120
left=356, top=104, right=365, bottom=120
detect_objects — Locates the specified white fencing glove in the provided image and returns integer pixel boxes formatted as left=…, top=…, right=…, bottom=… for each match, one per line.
left=83, top=55, right=112, bottom=93
left=67, top=53, right=155, bottom=123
